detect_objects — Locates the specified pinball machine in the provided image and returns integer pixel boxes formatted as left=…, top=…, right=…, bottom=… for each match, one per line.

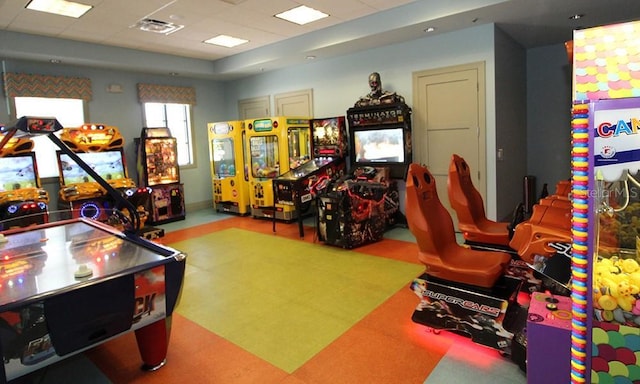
left=273, top=116, right=348, bottom=237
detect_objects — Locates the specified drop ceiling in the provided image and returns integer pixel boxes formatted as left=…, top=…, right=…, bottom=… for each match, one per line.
left=1, top=0, right=639, bottom=79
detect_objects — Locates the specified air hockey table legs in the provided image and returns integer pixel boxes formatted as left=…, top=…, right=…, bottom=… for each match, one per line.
left=134, top=316, right=173, bottom=371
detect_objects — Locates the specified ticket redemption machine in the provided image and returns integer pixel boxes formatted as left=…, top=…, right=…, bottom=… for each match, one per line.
left=273, top=116, right=348, bottom=236
left=56, top=124, right=157, bottom=237
left=207, top=120, right=250, bottom=215
left=0, top=134, right=48, bottom=230
left=245, top=117, right=311, bottom=220
left=136, top=127, right=185, bottom=225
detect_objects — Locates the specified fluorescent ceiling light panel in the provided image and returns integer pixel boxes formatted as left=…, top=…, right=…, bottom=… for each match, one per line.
left=275, top=5, right=328, bottom=25
left=204, top=35, right=249, bottom=48
left=26, top=0, right=92, bottom=18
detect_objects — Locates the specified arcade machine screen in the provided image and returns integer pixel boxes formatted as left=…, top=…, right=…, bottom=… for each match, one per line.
left=250, top=136, right=280, bottom=178
left=353, top=128, right=405, bottom=164
left=212, top=137, right=237, bottom=178
left=143, top=138, right=179, bottom=186
left=57, top=150, right=126, bottom=185
left=0, top=154, right=39, bottom=191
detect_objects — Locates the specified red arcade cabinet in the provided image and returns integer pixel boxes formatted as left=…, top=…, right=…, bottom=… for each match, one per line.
left=136, top=127, right=185, bottom=225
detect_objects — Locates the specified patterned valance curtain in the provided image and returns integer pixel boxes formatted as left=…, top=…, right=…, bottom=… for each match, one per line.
left=2, top=72, right=92, bottom=101
left=137, top=83, right=196, bottom=105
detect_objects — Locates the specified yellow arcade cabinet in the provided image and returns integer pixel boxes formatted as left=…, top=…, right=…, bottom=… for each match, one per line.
left=245, top=116, right=311, bottom=220
left=0, top=132, right=49, bottom=230
left=207, top=120, right=250, bottom=215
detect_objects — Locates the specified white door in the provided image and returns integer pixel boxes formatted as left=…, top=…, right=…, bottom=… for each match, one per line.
left=274, top=89, right=313, bottom=116
left=412, top=62, right=486, bottom=227
left=238, top=96, right=270, bottom=119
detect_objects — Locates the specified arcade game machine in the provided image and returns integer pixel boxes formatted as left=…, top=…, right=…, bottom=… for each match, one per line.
left=136, top=127, right=185, bottom=225
left=273, top=116, right=348, bottom=237
left=316, top=74, right=409, bottom=249
left=207, top=120, right=250, bottom=215
left=0, top=133, right=49, bottom=230
left=56, top=124, right=161, bottom=239
left=404, top=162, right=528, bottom=361
left=245, top=116, right=311, bottom=221
left=0, top=116, right=186, bottom=382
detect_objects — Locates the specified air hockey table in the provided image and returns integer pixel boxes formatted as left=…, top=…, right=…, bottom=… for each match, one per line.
left=0, top=217, right=186, bottom=381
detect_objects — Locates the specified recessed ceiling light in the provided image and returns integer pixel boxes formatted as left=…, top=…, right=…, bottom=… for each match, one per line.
left=26, top=0, right=92, bottom=18
left=204, top=35, right=249, bottom=48
left=424, top=27, right=436, bottom=33
left=569, top=14, right=584, bottom=20
left=275, top=5, right=328, bottom=25
left=306, top=55, right=316, bottom=60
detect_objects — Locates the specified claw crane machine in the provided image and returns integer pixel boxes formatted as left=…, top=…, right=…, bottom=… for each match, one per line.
left=245, top=116, right=311, bottom=220
left=207, top=120, right=250, bottom=215
left=567, top=20, right=640, bottom=384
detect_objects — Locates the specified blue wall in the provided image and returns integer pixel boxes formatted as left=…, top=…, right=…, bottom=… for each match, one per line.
left=1, top=23, right=573, bottom=218
left=0, top=59, right=225, bottom=209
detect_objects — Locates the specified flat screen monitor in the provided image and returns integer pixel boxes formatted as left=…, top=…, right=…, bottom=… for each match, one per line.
left=57, top=150, right=127, bottom=186
left=353, top=127, right=405, bottom=163
left=0, top=153, right=40, bottom=191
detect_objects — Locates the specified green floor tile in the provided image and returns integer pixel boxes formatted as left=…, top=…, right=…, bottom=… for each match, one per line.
left=173, top=228, right=423, bottom=373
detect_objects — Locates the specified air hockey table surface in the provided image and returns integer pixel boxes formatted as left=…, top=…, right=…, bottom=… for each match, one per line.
left=0, top=218, right=186, bottom=381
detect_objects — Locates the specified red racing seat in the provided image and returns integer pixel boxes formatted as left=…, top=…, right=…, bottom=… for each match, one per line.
left=447, top=154, right=510, bottom=246
left=406, top=163, right=511, bottom=288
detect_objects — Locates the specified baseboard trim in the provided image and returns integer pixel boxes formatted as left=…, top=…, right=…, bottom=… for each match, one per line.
left=185, top=200, right=213, bottom=213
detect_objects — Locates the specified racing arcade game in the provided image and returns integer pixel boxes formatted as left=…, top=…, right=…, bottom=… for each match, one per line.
left=0, top=134, right=48, bottom=230
left=405, top=163, right=528, bottom=361
left=136, top=127, right=185, bottom=225
left=56, top=124, right=161, bottom=239
left=207, top=120, right=250, bottom=215
left=273, top=116, right=348, bottom=237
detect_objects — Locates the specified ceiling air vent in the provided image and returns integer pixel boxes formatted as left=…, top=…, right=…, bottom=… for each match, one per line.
left=132, top=18, right=184, bottom=35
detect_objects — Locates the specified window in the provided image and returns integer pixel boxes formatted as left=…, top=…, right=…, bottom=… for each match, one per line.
left=143, top=102, right=194, bottom=167
left=14, top=97, right=86, bottom=178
